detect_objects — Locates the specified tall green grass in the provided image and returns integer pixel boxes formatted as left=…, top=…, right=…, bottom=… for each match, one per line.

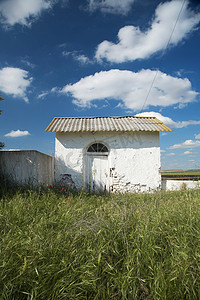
left=0, top=186, right=200, bottom=299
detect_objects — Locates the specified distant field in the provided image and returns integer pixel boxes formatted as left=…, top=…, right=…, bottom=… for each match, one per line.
left=161, top=170, right=200, bottom=176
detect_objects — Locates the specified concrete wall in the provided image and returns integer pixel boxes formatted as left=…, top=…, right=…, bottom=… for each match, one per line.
left=55, top=131, right=161, bottom=192
left=162, top=179, right=200, bottom=191
left=0, top=150, right=54, bottom=186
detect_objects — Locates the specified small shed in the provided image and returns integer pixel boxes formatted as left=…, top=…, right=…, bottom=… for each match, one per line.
left=46, top=116, right=171, bottom=192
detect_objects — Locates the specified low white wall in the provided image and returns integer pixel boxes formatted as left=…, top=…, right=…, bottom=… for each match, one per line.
left=55, top=131, right=161, bottom=192
left=0, top=150, right=54, bottom=186
left=162, top=179, right=199, bottom=191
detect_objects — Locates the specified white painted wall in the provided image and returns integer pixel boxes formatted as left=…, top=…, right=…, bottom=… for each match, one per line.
left=162, top=179, right=200, bottom=191
left=0, top=150, right=54, bottom=186
left=55, top=131, right=161, bottom=192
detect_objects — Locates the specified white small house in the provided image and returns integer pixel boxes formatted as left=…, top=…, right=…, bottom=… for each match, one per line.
left=46, top=116, right=171, bottom=192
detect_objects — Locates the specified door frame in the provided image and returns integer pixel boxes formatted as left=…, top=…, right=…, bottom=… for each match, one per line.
left=83, top=141, right=110, bottom=191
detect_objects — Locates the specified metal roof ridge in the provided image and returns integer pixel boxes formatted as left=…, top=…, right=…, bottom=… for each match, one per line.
left=49, top=116, right=157, bottom=119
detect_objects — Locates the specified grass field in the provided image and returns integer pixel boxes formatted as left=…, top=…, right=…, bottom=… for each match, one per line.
left=161, top=170, right=200, bottom=176
left=1, top=184, right=200, bottom=299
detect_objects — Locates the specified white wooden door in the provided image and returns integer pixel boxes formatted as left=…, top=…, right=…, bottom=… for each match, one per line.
left=87, top=155, right=109, bottom=192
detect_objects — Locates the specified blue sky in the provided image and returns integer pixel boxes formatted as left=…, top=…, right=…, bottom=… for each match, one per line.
left=0, top=0, right=200, bottom=170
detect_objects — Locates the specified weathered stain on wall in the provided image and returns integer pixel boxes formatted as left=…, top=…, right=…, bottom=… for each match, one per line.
left=58, top=173, right=76, bottom=190
left=0, top=150, right=54, bottom=186
left=109, top=168, right=150, bottom=193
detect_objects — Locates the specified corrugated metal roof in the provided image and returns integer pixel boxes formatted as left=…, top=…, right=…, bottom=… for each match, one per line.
left=45, top=116, right=172, bottom=132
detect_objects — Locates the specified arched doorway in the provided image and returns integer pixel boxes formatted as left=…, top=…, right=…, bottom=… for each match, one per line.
left=86, top=142, right=109, bottom=192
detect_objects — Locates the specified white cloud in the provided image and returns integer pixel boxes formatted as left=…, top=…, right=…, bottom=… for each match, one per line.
left=169, top=140, right=200, bottom=149
left=62, top=51, right=71, bottom=57
left=37, top=91, right=49, bottom=99
left=0, top=0, right=52, bottom=27
left=166, top=153, right=175, bottom=156
left=136, top=112, right=200, bottom=129
left=4, top=130, right=31, bottom=138
left=87, top=0, right=135, bottom=15
left=21, top=58, right=36, bottom=69
left=183, top=151, right=192, bottom=155
left=62, top=69, right=198, bottom=111
left=75, top=54, right=93, bottom=65
left=95, top=0, right=200, bottom=63
left=0, top=149, right=20, bottom=151
left=195, top=133, right=200, bottom=139
left=62, top=50, right=93, bottom=65
left=0, top=67, right=32, bottom=102
left=51, top=87, right=59, bottom=93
